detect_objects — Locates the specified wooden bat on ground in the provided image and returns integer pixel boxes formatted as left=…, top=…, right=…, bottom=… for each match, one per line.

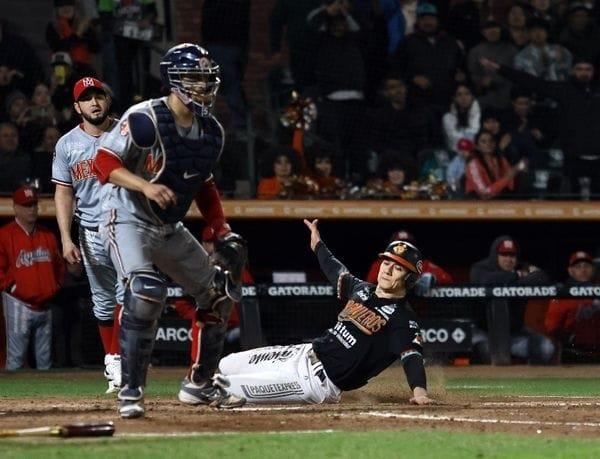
left=0, top=422, right=115, bottom=438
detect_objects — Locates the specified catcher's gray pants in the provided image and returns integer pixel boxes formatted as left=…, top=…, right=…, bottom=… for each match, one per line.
left=3, top=294, right=52, bottom=370
left=100, top=214, right=214, bottom=304
left=79, top=226, right=125, bottom=321
left=219, top=343, right=341, bottom=404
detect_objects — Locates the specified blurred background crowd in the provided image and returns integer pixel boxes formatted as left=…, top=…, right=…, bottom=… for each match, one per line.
left=1, top=0, right=600, bottom=201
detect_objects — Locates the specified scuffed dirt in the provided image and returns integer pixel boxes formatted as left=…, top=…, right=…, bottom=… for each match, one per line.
left=2, top=366, right=600, bottom=438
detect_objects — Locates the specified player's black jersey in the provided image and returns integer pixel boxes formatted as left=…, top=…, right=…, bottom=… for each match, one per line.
left=311, top=242, right=424, bottom=391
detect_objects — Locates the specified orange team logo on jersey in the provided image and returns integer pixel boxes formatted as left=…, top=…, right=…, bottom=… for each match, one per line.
left=144, top=152, right=163, bottom=175
left=338, top=300, right=387, bottom=335
left=120, top=120, right=129, bottom=136
left=71, top=159, right=96, bottom=181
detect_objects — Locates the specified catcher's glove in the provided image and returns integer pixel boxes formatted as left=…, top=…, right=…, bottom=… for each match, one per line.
left=212, top=232, right=248, bottom=284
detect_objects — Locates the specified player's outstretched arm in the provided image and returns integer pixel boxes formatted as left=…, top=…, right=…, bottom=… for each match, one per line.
left=304, top=219, right=354, bottom=292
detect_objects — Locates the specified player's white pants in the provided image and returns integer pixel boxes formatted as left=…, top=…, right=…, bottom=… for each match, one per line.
left=3, top=293, right=51, bottom=370
left=218, top=343, right=341, bottom=404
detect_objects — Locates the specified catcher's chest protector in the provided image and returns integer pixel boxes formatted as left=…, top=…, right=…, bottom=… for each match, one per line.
left=149, top=100, right=223, bottom=223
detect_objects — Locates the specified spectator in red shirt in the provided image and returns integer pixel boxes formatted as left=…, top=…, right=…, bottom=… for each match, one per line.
left=545, top=251, right=600, bottom=352
left=465, top=130, right=526, bottom=199
left=0, top=187, right=65, bottom=370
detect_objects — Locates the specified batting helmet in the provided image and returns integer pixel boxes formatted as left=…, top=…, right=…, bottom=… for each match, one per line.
left=379, top=240, right=423, bottom=289
left=159, top=43, right=220, bottom=117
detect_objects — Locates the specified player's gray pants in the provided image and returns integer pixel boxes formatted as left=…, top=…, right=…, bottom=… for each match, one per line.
left=219, top=343, right=341, bottom=404
left=100, top=212, right=216, bottom=388
left=3, top=294, right=52, bottom=370
left=79, top=226, right=124, bottom=321
left=101, top=213, right=215, bottom=305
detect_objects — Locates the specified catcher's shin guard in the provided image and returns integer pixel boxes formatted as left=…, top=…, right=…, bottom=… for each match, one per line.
left=119, top=313, right=158, bottom=389
left=191, top=298, right=234, bottom=383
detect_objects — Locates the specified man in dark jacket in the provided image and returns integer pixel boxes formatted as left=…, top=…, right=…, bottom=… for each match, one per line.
left=481, top=56, right=600, bottom=197
left=369, top=75, right=438, bottom=159
left=470, top=235, right=555, bottom=364
left=201, top=0, right=250, bottom=133
left=391, top=2, right=464, bottom=114
left=270, top=0, right=322, bottom=90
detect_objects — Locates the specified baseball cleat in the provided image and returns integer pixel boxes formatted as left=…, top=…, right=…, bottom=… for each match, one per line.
left=118, top=386, right=145, bottom=419
left=178, top=376, right=245, bottom=409
left=106, top=380, right=120, bottom=394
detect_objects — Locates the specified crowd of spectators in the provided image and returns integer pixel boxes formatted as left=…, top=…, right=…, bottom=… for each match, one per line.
left=262, top=0, right=600, bottom=200
left=1, top=0, right=600, bottom=200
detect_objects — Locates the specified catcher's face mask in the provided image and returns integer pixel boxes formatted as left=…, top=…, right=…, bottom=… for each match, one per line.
left=160, top=44, right=221, bottom=118
left=170, top=67, right=220, bottom=117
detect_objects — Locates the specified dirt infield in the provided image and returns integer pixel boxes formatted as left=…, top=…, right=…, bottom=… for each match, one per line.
left=2, top=365, right=600, bottom=438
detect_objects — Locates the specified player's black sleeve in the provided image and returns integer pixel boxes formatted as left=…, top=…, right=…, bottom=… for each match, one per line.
left=314, top=241, right=359, bottom=300
left=402, top=353, right=427, bottom=390
left=390, top=315, right=427, bottom=390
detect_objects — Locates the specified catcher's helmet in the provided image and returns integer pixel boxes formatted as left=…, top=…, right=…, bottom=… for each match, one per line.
left=379, top=240, right=423, bottom=289
left=159, top=43, right=220, bottom=117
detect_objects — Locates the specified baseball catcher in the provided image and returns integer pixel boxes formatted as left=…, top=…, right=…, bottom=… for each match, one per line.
left=93, top=43, right=246, bottom=418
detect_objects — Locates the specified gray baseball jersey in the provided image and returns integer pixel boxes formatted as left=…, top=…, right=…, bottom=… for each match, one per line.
left=98, top=97, right=224, bottom=226
left=52, top=121, right=124, bottom=321
left=98, top=97, right=223, bottom=306
left=52, top=122, right=117, bottom=229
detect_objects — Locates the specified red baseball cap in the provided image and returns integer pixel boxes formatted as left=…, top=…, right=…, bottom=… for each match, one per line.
left=497, top=239, right=518, bottom=255
left=73, top=77, right=106, bottom=102
left=13, top=186, right=38, bottom=206
left=569, top=251, right=593, bottom=266
left=457, top=138, right=475, bottom=152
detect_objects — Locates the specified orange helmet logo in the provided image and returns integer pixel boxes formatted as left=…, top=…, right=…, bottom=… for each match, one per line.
left=393, top=243, right=407, bottom=256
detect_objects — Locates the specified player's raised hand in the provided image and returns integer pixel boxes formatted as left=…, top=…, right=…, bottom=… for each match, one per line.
left=303, top=219, right=321, bottom=252
left=62, top=240, right=82, bottom=264
left=143, top=183, right=177, bottom=209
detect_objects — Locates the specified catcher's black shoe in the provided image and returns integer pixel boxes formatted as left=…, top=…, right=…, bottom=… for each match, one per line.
left=178, top=375, right=245, bottom=409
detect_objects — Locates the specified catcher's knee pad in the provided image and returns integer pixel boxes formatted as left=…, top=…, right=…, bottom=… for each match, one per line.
left=125, top=271, right=167, bottom=321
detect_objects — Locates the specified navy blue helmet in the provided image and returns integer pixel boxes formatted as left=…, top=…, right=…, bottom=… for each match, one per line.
left=159, top=43, right=220, bottom=117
